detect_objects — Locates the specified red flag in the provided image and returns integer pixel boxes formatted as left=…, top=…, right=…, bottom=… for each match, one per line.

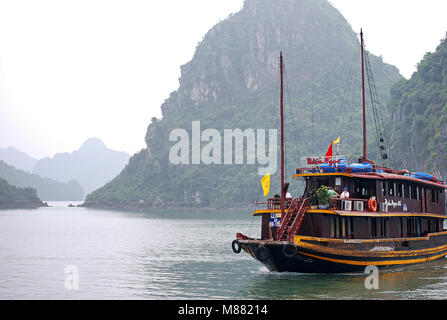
left=325, top=140, right=333, bottom=162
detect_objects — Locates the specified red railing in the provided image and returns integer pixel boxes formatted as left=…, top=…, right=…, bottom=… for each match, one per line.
left=276, top=198, right=300, bottom=240
left=254, top=197, right=374, bottom=213
left=286, top=198, right=310, bottom=241
left=253, top=198, right=295, bottom=210
left=276, top=198, right=309, bottom=241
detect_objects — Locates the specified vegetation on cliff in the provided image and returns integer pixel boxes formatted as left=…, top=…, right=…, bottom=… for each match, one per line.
left=388, top=34, right=447, bottom=181
left=0, top=178, right=45, bottom=209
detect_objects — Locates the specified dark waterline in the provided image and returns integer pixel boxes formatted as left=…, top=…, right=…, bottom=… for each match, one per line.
left=1, top=203, right=447, bottom=299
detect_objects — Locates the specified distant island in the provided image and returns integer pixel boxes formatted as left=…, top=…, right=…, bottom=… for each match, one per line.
left=0, top=138, right=131, bottom=202
left=0, top=178, right=46, bottom=209
left=33, top=138, right=130, bottom=195
left=0, top=160, right=84, bottom=201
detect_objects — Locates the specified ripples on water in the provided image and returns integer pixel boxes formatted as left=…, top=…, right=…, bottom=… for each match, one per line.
left=0, top=202, right=447, bottom=299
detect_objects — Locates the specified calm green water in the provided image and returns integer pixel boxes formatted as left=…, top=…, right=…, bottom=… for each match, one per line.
left=1, top=202, right=447, bottom=300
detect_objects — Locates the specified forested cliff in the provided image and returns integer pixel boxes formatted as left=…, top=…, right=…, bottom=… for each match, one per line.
left=389, top=34, right=447, bottom=182
left=84, top=0, right=401, bottom=209
left=0, top=178, right=45, bottom=209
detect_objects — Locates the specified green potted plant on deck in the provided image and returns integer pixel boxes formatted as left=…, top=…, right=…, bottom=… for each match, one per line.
left=317, top=186, right=330, bottom=209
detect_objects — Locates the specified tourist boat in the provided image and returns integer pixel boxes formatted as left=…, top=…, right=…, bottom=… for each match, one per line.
left=231, top=30, right=447, bottom=273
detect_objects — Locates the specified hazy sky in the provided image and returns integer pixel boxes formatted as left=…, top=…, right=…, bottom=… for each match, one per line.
left=1, top=0, right=446, bottom=159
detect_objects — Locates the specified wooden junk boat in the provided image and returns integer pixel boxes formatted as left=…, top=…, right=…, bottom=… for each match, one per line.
left=232, top=30, right=447, bottom=273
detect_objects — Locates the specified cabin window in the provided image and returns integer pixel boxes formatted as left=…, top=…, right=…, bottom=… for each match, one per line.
left=408, top=218, right=414, bottom=237
left=383, top=181, right=387, bottom=196
left=386, top=182, right=396, bottom=197
left=397, top=183, right=403, bottom=198
left=400, top=218, right=404, bottom=238
left=336, top=217, right=340, bottom=238
left=347, top=217, right=354, bottom=239
left=431, top=189, right=436, bottom=203
left=341, top=217, right=346, bottom=238
left=371, top=218, right=377, bottom=238
left=410, top=185, right=417, bottom=200
left=388, top=182, right=394, bottom=196
left=380, top=219, right=387, bottom=238
left=330, top=216, right=335, bottom=238
left=407, top=218, right=422, bottom=237
left=335, top=178, right=341, bottom=186
left=403, top=184, right=409, bottom=199
left=436, top=189, right=440, bottom=203
left=416, top=186, right=421, bottom=201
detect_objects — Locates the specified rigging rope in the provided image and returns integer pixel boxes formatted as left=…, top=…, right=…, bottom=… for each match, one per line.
left=364, top=50, right=391, bottom=167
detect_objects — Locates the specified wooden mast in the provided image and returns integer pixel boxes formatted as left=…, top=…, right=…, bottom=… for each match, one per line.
left=280, top=52, right=285, bottom=217
left=361, top=29, right=367, bottom=161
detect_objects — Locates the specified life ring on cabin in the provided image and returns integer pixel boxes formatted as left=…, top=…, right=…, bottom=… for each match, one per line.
left=232, top=240, right=242, bottom=254
left=255, top=246, right=271, bottom=262
left=368, top=198, right=378, bottom=212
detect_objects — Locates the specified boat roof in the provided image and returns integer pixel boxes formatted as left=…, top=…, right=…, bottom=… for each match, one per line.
left=293, top=172, right=447, bottom=189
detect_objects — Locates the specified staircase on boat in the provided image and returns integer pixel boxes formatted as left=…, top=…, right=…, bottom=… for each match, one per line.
left=277, top=198, right=309, bottom=242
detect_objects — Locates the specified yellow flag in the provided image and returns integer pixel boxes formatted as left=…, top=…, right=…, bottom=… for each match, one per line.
left=334, top=137, right=341, bottom=145
left=261, top=173, right=270, bottom=197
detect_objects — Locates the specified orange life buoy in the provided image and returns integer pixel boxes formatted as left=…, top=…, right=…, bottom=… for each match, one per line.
left=368, top=198, right=377, bottom=212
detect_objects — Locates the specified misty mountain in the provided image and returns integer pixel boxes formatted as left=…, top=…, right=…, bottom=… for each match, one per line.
left=33, top=138, right=131, bottom=194
left=0, top=146, right=38, bottom=172
left=0, top=160, right=84, bottom=201
left=84, top=0, right=401, bottom=209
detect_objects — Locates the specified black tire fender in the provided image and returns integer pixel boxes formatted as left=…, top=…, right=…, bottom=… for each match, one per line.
left=232, top=240, right=242, bottom=254
left=283, top=243, right=297, bottom=258
left=255, top=246, right=270, bottom=262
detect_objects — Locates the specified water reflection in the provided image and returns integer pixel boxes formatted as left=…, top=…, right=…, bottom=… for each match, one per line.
left=1, top=205, right=447, bottom=299
left=240, top=258, right=447, bottom=300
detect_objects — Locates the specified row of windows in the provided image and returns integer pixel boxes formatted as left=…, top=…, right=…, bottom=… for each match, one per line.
left=382, top=181, right=442, bottom=203
left=329, top=216, right=441, bottom=239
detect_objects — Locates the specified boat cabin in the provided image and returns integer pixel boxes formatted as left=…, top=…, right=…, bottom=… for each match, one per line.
left=254, top=167, right=447, bottom=242
left=300, top=172, right=446, bottom=214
